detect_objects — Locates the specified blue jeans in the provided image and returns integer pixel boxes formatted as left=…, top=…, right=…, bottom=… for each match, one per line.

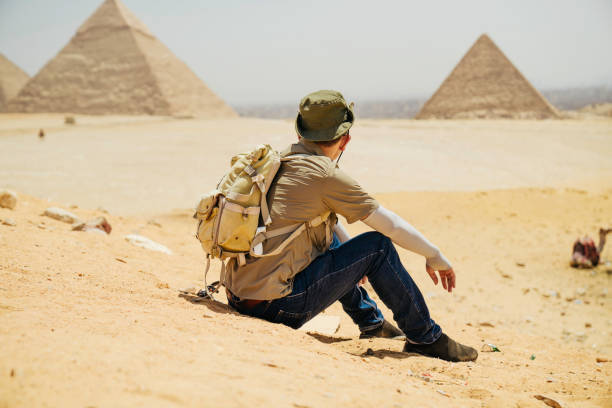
left=228, top=231, right=442, bottom=344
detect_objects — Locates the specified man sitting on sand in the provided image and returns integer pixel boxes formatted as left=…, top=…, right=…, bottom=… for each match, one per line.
left=224, top=90, right=477, bottom=362
left=570, top=228, right=611, bottom=268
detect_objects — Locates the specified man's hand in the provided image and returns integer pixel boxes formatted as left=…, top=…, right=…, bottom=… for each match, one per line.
left=426, top=265, right=455, bottom=293
left=358, top=276, right=368, bottom=286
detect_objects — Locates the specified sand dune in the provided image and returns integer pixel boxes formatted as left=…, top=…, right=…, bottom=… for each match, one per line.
left=1, top=188, right=610, bottom=407
left=1, top=115, right=611, bottom=407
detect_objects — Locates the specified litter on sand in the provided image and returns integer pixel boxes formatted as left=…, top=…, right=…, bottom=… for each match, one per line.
left=481, top=343, right=501, bottom=352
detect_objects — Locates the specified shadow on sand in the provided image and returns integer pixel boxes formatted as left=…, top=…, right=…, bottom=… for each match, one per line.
left=353, top=349, right=415, bottom=360
left=178, top=292, right=237, bottom=315
left=306, top=332, right=353, bottom=344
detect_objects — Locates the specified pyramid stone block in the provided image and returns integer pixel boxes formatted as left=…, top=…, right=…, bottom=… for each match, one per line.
left=6, top=0, right=236, bottom=117
left=0, top=54, right=30, bottom=111
left=416, top=34, right=559, bottom=119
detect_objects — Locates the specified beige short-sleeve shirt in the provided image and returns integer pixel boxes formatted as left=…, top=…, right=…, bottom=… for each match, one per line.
left=223, top=139, right=379, bottom=300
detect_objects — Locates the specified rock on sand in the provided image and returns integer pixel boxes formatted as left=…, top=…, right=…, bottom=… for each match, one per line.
left=43, top=207, right=82, bottom=224
left=125, top=234, right=172, bottom=255
left=72, top=217, right=112, bottom=234
left=0, top=189, right=17, bottom=209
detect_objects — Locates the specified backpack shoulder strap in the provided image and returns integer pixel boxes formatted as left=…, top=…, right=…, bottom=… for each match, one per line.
left=259, top=153, right=308, bottom=226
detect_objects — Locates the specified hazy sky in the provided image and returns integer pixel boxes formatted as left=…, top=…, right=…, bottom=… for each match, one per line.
left=1, top=0, right=611, bottom=104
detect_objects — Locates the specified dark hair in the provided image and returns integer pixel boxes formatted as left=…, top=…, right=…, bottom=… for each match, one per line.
left=314, top=132, right=349, bottom=148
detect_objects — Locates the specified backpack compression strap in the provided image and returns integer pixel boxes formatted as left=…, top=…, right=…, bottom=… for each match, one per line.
left=249, top=211, right=331, bottom=258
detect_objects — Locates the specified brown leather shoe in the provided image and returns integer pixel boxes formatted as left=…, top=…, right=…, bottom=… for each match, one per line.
left=403, top=333, right=478, bottom=362
left=359, top=320, right=406, bottom=340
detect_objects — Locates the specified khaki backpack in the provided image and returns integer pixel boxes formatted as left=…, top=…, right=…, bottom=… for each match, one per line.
left=194, top=144, right=331, bottom=298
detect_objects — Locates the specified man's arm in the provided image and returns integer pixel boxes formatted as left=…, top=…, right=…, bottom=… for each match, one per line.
left=363, top=206, right=456, bottom=292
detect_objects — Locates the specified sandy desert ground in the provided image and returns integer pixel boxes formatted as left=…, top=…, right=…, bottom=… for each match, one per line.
left=1, top=114, right=611, bottom=407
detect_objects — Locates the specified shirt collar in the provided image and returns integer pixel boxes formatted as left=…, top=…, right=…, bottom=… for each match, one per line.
left=282, top=138, right=326, bottom=157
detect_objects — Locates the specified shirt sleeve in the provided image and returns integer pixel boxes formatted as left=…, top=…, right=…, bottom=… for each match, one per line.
left=322, top=166, right=379, bottom=224
left=363, top=206, right=452, bottom=270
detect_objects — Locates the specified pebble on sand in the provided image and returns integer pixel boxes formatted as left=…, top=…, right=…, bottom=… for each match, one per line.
left=72, top=217, right=112, bottom=234
left=43, top=207, right=82, bottom=224
left=533, top=394, right=562, bottom=408
left=1, top=218, right=16, bottom=226
left=125, top=234, right=172, bottom=255
left=0, top=190, right=17, bottom=210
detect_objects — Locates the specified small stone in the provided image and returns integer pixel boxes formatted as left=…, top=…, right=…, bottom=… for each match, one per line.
left=125, top=234, right=172, bottom=255
left=365, top=348, right=375, bottom=356
left=72, top=217, right=111, bottom=234
left=574, top=299, right=583, bottom=305
left=147, top=219, right=162, bottom=228
left=596, top=357, right=609, bottom=363
left=585, top=322, right=592, bottom=328
left=42, top=207, right=81, bottom=224
left=576, top=288, right=586, bottom=296
left=533, top=394, right=562, bottom=408
left=1, top=218, right=16, bottom=226
left=436, top=389, right=450, bottom=397
left=0, top=190, right=17, bottom=210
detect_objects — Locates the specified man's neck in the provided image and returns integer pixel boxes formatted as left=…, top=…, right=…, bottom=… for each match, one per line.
left=318, top=145, right=340, bottom=161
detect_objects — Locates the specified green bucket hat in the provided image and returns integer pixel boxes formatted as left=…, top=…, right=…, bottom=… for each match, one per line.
left=295, top=90, right=355, bottom=142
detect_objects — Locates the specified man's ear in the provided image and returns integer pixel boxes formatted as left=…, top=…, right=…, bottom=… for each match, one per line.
left=339, top=134, right=351, bottom=151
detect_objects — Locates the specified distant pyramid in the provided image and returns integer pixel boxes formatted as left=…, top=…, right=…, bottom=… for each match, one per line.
left=6, top=0, right=236, bottom=117
left=0, top=54, right=30, bottom=111
left=416, top=34, right=559, bottom=119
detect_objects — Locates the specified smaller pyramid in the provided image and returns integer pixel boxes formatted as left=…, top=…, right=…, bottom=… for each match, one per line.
left=0, top=54, right=30, bottom=111
left=6, top=0, right=236, bottom=117
left=416, top=34, right=559, bottom=119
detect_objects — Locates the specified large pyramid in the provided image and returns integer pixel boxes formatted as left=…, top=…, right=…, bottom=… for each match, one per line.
left=6, top=0, right=236, bottom=117
left=0, top=54, right=30, bottom=111
left=416, top=34, right=559, bottom=119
